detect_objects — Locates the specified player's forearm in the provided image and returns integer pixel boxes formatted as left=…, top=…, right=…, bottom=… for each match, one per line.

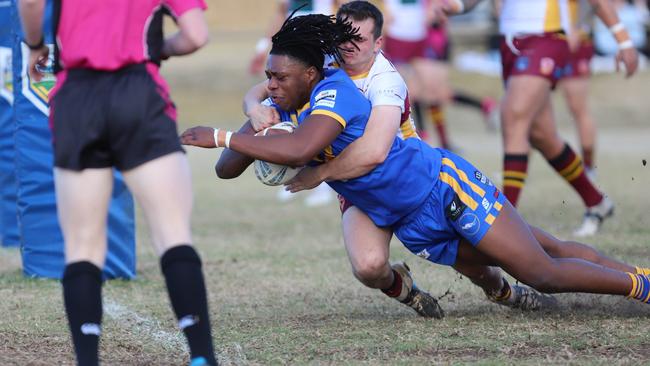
left=243, top=81, right=270, bottom=117
left=320, top=106, right=401, bottom=181
left=215, top=121, right=256, bottom=179
left=217, top=115, right=341, bottom=168
left=18, top=0, right=45, bottom=46
left=229, top=134, right=315, bottom=167
left=162, top=9, right=209, bottom=58
left=589, top=0, right=634, bottom=49
left=589, top=0, right=621, bottom=27
left=319, top=137, right=387, bottom=181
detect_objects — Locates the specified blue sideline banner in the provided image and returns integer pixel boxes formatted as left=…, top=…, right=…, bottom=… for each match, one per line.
left=12, top=0, right=137, bottom=279
left=0, top=0, right=19, bottom=247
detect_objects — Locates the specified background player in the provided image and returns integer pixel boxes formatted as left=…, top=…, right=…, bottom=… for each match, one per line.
left=19, top=0, right=218, bottom=365
left=440, top=0, right=639, bottom=236
left=560, top=0, right=598, bottom=179
left=381, top=0, right=455, bottom=147
left=414, top=8, right=501, bottom=145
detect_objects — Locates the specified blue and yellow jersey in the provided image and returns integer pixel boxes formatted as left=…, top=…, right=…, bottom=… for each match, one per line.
left=273, top=68, right=441, bottom=227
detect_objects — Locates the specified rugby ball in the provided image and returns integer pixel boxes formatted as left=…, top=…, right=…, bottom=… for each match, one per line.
left=253, top=122, right=302, bottom=186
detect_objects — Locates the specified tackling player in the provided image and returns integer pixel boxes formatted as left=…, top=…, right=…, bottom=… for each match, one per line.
left=182, top=13, right=650, bottom=313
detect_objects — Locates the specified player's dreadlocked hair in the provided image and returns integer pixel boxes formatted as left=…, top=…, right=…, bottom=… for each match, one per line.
left=270, top=11, right=362, bottom=74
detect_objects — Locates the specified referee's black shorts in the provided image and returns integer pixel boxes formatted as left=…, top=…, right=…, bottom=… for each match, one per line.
left=49, top=63, right=183, bottom=171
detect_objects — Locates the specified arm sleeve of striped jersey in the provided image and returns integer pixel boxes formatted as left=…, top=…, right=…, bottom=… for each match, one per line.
left=366, top=72, right=407, bottom=112
left=310, top=80, right=366, bottom=128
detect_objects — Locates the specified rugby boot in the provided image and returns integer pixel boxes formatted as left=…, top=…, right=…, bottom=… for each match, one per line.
left=574, top=196, right=614, bottom=237
left=391, top=262, right=445, bottom=319
left=486, top=280, right=558, bottom=311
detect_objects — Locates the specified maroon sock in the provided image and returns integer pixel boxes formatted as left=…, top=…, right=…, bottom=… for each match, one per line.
left=582, top=146, right=594, bottom=170
left=548, top=143, right=603, bottom=207
left=430, top=105, right=449, bottom=149
left=381, top=270, right=403, bottom=298
left=503, top=154, right=528, bottom=207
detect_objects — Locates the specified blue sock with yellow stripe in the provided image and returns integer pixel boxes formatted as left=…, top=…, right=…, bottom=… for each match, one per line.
left=627, top=273, right=650, bottom=303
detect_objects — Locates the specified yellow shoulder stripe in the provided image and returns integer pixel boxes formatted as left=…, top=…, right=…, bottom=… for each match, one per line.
left=311, top=109, right=347, bottom=128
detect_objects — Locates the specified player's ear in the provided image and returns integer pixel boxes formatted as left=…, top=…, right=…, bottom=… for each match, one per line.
left=305, top=65, right=319, bottom=83
left=374, top=35, right=383, bottom=53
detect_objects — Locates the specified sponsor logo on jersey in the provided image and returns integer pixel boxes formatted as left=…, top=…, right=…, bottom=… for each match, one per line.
left=515, top=56, right=529, bottom=71
left=314, top=99, right=336, bottom=108
left=482, top=197, right=493, bottom=213
left=314, top=89, right=337, bottom=108
left=417, top=249, right=430, bottom=259
left=540, top=57, right=555, bottom=75
left=474, top=170, right=492, bottom=186
left=315, top=89, right=337, bottom=102
left=563, top=64, right=573, bottom=77
left=377, top=87, right=403, bottom=99
left=459, top=213, right=480, bottom=235
left=578, top=59, right=589, bottom=75
left=445, top=193, right=466, bottom=221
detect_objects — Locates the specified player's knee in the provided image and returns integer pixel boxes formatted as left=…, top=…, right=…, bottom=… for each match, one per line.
left=351, top=256, right=389, bottom=284
left=529, top=128, right=546, bottom=149
left=501, top=102, right=531, bottom=125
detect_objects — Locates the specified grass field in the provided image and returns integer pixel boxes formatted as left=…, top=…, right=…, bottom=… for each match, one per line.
left=2, top=22, right=650, bottom=365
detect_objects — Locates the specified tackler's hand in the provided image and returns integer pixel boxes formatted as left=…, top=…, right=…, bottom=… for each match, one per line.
left=285, top=166, right=325, bottom=193
left=249, top=104, right=281, bottom=132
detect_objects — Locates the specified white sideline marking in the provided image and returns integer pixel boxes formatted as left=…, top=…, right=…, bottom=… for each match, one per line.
left=104, top=298, right=247, bottom=364
left=104, top=298, right=187, bottom=352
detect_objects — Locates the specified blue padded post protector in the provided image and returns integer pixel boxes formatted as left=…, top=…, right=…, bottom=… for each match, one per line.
left=11, top=0, right=136, bottom=279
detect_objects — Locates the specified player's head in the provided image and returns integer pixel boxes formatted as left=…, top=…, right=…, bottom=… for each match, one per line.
left=336, top=1, right=383, bottom=69
left=266, top=13, right=361, bottom=111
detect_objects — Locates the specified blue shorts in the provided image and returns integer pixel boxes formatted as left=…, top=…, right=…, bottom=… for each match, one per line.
left=392, top=150, right=506, bottom=265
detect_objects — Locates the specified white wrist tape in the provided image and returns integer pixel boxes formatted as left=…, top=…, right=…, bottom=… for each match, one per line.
left=618, top=39, right=634, bottom=50
left=609, top=23, right=626, bottom=34
left=213, top=128, right=221, bottom=147
left=225, top=131, right=233, bottom=149
left=255, top=38, right=271, bottom=53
